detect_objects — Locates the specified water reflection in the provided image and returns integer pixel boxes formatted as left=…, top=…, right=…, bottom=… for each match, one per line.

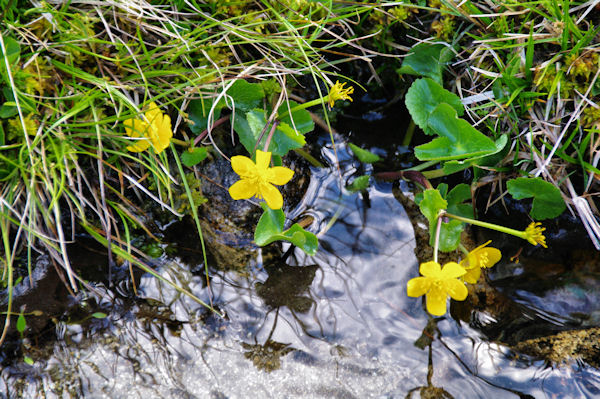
left=3, top=140, right=600, bottom=398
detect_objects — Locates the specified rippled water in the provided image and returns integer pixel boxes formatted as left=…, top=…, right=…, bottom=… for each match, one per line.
left=3, top=137, right=600, bottom=398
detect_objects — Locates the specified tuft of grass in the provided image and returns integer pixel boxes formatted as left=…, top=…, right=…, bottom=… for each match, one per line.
left=0, top=0, right=375, bottom=346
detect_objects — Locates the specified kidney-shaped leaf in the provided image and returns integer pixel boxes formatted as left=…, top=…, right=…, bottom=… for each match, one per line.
left=398, top=42, right=455, bottom=84
left=255, top=203, right=318, bottom=255
left=415, top=103, right=497, bottom=161
left=418, top=188, right=465, bottom=252
left=234, top=109, right=306, bottom=157
left=507, top=177, right=566, bottom=220
left=405, top=78, right=464, bottom=135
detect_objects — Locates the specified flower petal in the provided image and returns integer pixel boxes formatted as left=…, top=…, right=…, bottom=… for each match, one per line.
left=426, top=288, right=447, bottom=316
left=482, top=248, right=501, bottom=268
left=268, top=166, right=294, bottom=185
left=261, top=182, right=283, bottom=209
left=125, top=119, right=151, bottom=151
left=407, top=277, right=430, bottom=297
left=229, top=179, right=256, bottom=200
left=255, top=150, right=271, bottom=170
left=145, top=102, right=162, bottom=125
left=445, top=279, right=468, bottom=301
left=154, top=114, right=172, bottom=153
left=231, top=155, right=256, bottom=177
left=127, top=140, right=151, bottom=152
left=440, top=262, right=466, bottom=279
left=462, top=266, right=481, bottom=284
left=420, top=261, right=442, bottom=278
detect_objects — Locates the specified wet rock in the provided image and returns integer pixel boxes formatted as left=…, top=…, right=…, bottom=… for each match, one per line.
left=1, top=255, right=68, bottom=338
left=165, top=151, right=311, bottom=271
left=514, top=327, right=600, bottom=367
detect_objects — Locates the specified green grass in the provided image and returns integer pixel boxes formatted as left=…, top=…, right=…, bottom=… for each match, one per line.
left=0, top=0, right=374, bottom=346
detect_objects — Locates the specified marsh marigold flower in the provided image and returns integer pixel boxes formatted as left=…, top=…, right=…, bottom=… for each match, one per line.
left=407, top=261, right=468, bottom=316
left=459, top=241, right=501, bottom=284
left=524, top=222, right=547, bottom=248
left=124, top=102, right=172, bottom=154
left=228, top=150, right=294, bottom=210
left=328, top=81, right=354, bottom=108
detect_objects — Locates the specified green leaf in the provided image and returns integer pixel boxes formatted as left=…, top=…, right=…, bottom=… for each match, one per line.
left=254, top=203, right=318, bottom=255
left=92, top=312, right=107, bottom=319
left=415, top=103, right=497, bottom=161
left=441, top=134, right=509, bottom=177
left=446, top=183, right=473, bottom=219
left=405, top=78, right=464, bottom=135
left=181, top=147, right=209, bottom=167
left=233, top=109, right=305, bottom=157
left=418, top=188, right=464, bottom=252
left=187, top=98, right=222, bottom=134
left=398, top=42, right=455, bottom=84
left=438, top=219, right=464, bottom=252
left=24, top=356, right=34, bottom=365
left=419, top=189, right=447, bottom=225
left=16, top=312, right=25, bottom=334
left=227, top=79, right=265, bottom=112
left=0, top=36, right=20, bottom=66
left=507, top=177, right=566, bottom=220
left=278, top=100, right=314, bottom=134
left=346, top=175, right=370, bottom=192
left=348, top=143, right=381, bottom=163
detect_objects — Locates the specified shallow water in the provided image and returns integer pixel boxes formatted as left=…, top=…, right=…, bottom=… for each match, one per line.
left=3, top=136, right=600, bottom=398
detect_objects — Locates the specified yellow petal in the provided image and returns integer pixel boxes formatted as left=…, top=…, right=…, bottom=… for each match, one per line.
left=268, top=166, right=294, bottom=185
left=126, top=140, right=151, bottom=152
left=231, top=155, right=256, bottom=177
left=154, top=114, right=172, bottom=153
left=229, top=179, right=256, bottom=200
left=440, top=262, right=466, bottom=279
left=407, top=277, right=430, bottom=297
left=420, top=261, right=442, bottom=278
left=445, top=279, right=468, bottom=301
left=260, top=182, right=283, bottom=209
left=481, top=248, right=501, bottom=268
left=462, top=266, right=481, bottom=284
left=145, top=102, right=162, bottom=125
left=255, top=150, right=271, bottom=170
left=426, top=288, right=447, bottom=316
left=124, top=119, right=146, bottom=138
left=125, top=119, right=151, bottom=151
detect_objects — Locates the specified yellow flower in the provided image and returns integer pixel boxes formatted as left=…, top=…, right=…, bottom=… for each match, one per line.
left=524, top=222, right=547, bottom=248
left=407, top=261, right=468, bottom=316
left=459, top=241, right=501, bottom=284
left=124, top=102, right=173, bottom=154
left=228, top=150, right=294, bottom=210
left=328, top=81, right=354, bottom=108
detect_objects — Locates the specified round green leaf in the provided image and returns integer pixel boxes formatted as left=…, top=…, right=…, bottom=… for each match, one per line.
left=405, top=78, right=464, bottom=135
left=415, top=103, right=496, bottom=161
left=507, top=177, right=566, bottom=220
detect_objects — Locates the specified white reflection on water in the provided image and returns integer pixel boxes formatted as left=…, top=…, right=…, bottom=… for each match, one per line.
left=2, top=141, right=599, bottom=398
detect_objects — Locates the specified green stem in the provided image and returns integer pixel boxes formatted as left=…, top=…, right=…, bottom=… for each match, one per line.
left=293, top=148, right=324, bottom=168
left=402, top=120, right=416, bottom=147
left=288, top=96, right=328, bottom=113
left=407, top=160, right=438, bottom=172
left=433, top=212, right=443, bottom=264
left=444, top=212, right=527, bottom=240
left=170, top=137, right=190, bottom=147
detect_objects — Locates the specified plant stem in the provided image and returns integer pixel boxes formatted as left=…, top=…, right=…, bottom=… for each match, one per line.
left=402, top=119, right=416, bottom=147
left=433, top=212, right=443, bottom=264
left=443, top=212, right=528, bottom=240
left=288, top=96, right=328, bottom=113
left=170, top=137, right=190, bottom=147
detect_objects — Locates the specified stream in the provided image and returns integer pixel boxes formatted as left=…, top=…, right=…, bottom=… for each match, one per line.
left=2, top=127, right=600, bottom=398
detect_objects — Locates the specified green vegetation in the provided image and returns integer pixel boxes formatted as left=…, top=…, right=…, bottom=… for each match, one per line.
left=2, top=0, right=600, bottom=342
